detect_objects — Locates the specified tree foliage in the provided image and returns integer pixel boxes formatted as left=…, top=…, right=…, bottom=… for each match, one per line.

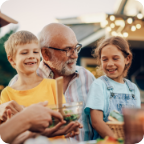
left=0, top=29, right=17, bottom=86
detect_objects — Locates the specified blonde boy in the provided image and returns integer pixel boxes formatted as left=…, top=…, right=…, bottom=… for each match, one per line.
left=0, top=31, right=67, bottom=140
left=0, top=31, right=66, bottom=107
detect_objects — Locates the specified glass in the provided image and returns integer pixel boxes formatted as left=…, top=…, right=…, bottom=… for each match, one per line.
left=123, top=108, right=144, bottom=144
left=48, top=102, right=83, bottom=128
left=44, top=44, right=82, bottom=57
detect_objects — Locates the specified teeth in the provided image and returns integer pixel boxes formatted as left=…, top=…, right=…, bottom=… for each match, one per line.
left=25, top=62, right=36, bottom=65
left=108, top=69, right=116, bottom=72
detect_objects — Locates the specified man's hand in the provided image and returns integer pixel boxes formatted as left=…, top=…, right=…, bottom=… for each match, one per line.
left=42, top=121, right=83, bottom=137
left=0, top=100, right=23, bottom=122
left=65, top=122, right=83, bottom=138
left=11, top=131, right=38, bottom=144
left=22, top=101, right=64, bottom=133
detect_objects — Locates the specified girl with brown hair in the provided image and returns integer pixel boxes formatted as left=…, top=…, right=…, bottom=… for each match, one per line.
left=84, top=36, right=141, bottom=140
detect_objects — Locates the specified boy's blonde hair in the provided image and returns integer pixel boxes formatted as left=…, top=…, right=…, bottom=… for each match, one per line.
left=5, top=31, right=39, bottom=59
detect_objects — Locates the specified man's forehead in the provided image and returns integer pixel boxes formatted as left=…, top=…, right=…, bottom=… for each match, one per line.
left=48, top=30, right=77, bottom=48
left=49, top=36, right=78, bottom=49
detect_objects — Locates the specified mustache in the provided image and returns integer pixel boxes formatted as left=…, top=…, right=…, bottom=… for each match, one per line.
left=66, top=59, right=77, bottom=64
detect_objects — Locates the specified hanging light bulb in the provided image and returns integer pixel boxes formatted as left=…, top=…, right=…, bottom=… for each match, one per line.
left=100, top=20, right=108, bottom=28
left=127, top=18, right=133, bottom=24
left=131, top=26, right=136, bottom=31
left=110, top=15, right=115, bottom=21
left=111, top=31, right=117, bottom=36
left=123, top=32, right=129, bottom=37
left=110, top=23, right=115, bottom=28
left=136, top=24, right=142, bottom=29
left=137, top=13, right=143, bottom=19
left=106, top=27, right=111, bottom=32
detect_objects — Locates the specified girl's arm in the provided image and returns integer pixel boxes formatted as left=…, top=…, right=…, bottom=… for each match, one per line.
left=90, top=109, right=115, bottom=138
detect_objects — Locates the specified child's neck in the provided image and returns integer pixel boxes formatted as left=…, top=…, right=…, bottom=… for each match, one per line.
left=12, top=72, right=43, bottom=90
left=108, top=75, right=124, bottom=84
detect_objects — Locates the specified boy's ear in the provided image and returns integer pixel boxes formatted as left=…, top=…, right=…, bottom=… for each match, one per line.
left=41, top=48, right=50, bottom=61
left=8, top=56, right=16, bottom=67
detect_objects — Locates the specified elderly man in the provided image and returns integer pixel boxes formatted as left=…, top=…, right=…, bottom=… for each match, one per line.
left=8, top=23, right=95, bottom=141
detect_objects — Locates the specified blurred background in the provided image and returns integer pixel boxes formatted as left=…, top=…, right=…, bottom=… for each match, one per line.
left=0, top=0, right=144, bottom=102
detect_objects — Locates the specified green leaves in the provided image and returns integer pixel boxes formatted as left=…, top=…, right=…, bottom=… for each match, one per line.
left=0, top=29, right=17, bottom=87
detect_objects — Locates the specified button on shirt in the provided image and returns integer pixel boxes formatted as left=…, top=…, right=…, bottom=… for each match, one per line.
left=9, top=61, right=95, bottom=141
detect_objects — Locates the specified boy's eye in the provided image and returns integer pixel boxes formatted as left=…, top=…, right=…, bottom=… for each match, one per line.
left=102, top=59, right=107, bottom=61
left=34, top=51, right=39, bottom=53
left=21, top=52, right=27, bottom=54
left=113, top=58, right=119, bottom=60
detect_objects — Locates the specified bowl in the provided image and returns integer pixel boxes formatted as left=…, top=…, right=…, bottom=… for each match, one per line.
left=48, top=102, right=83, bottom=128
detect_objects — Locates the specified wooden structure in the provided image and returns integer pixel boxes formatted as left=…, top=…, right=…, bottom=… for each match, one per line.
left=0, top=11, right=18, bottom=28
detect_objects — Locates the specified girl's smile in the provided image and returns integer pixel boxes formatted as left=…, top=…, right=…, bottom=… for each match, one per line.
left=101, top=44, right=130, bottom=83
left=107, top=68, right=117, bottom=74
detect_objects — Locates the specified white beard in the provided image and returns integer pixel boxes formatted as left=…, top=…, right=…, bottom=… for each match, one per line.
left=49, top=56, right=77, bottom=76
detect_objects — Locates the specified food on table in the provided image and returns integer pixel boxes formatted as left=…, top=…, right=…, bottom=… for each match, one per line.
left=48, top=102, right=83, bottom=128
left=109, top=111, right=124, bottom=122
left=96, top=137, right=124, bottom=144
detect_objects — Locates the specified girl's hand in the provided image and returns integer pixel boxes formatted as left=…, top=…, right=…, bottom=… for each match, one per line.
left=90, top=109, right=115, bottom=138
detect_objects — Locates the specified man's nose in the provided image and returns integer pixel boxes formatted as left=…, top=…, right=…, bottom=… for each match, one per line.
left=70, top=49, right=78, bottom=59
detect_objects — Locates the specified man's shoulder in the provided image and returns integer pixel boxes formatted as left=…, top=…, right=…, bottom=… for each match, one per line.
left=76, top=66, right=95, bottom=78
left=9, top=74, right=18, bottom=86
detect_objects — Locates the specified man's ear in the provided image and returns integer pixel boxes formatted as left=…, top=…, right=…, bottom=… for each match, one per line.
left=8, top=56, right=16, bottom=68
left=41, top=48, right=50, bottom=61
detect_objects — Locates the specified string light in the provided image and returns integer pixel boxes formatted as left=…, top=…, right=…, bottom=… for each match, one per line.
left=110, top=15, right=115, bottom=21
left=100, top=20, right=108, bottom=28
left=106, top=27, right=112, bottom=32
left=110, top=23, right=115, bottom=28
left=106, top=14, right=143, bottom=36
left=137, top=13, right=143, bottom=19
left=111, top=31, right=117, bottom=36
left=136, top=24, right=142, bottom=29
left=123, top=32, right=128, bottom=37
left=131, top=26, right=136, bottom=31
left=127, top=18, right=133, bottom=24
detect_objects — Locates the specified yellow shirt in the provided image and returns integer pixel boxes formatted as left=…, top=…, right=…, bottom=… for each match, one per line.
left=0, top=79, right=65, bottom=106
left=0, top=79, right=66, bottom=140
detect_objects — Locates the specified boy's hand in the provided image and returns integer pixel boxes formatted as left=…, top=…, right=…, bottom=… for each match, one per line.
left=0, top=100, right=23, bottom=122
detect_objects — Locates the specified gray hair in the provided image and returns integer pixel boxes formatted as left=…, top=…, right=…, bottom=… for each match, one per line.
left=38, top=28, right=52, bottom=49
left=39, top=23, right=74, bottom=49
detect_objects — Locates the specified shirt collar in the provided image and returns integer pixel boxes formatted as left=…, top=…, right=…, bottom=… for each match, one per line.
left=39, top=61, right=79, bottom=79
